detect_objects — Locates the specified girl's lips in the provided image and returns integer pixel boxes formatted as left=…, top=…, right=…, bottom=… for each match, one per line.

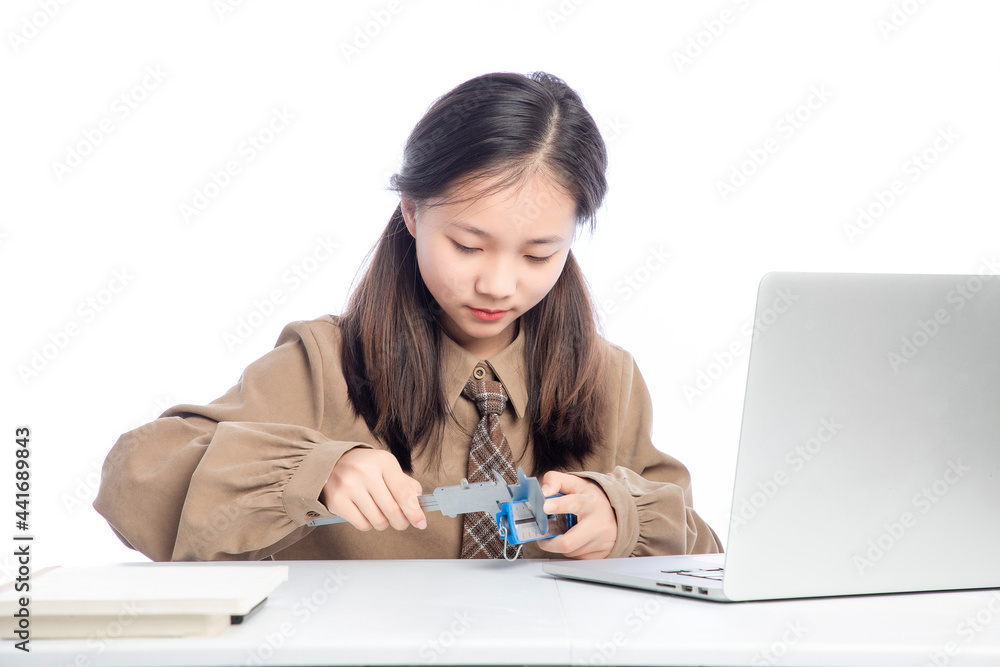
left=469, top=307, right=509, bottom=321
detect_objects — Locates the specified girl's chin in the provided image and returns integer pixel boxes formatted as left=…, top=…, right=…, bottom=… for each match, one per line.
left=441, top=315, right=519, bottom=355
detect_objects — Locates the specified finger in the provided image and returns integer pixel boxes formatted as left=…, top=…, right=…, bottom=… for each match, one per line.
left=553, top=527, right=594, bottom=556
left=347, top=490, right=394, bottom=531
left=331, top=499, right=375, bottom=532
left=553, top=536, right=601, bottom=559
left=543, top=493, right=591, bottom=517
left=540, top=470, right=572, bottom=496
left=365, top=480, right=413, bottom=531
left=560, top=526, right=615, bottom=559
left=535, top=529, right=582, bottom=555
left=565, top=548, right=608, bottom=560
left=536, top=535, right=557, bottom=552
left=541, top=472, right=598, bottom=502
left=385, top=470, right=427, bottom=529
left=562, top=535, right=614, bottom=559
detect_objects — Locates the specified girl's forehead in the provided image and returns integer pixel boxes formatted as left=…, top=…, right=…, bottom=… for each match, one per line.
left=431, top=190, right=577, bottom=242
left=430, top=173, right=576, bottom=222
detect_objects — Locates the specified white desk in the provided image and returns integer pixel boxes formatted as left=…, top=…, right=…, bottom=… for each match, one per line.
left=7, top=559, right=1000, bottom=666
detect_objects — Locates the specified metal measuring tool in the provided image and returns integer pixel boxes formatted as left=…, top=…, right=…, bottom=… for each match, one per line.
left=306, top=466, right=575, bottom=545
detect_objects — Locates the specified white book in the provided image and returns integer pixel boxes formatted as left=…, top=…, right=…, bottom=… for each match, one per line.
left=0, top=563, right=288, bottom=639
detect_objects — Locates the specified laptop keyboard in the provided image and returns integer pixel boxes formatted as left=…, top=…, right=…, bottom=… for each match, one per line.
left=661, top=567, right=724, bottom=581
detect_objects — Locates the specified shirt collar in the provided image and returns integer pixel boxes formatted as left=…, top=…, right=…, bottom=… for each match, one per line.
left=440, top=322, right=528, bottom=419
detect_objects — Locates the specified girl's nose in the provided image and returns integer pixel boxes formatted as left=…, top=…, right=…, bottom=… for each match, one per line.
left=475, top=258, right=516, bottom=300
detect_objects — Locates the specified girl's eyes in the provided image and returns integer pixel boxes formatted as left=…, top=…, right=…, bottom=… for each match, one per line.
left=526, top=254, right=553, bottom=264
left=451, top=241, right=552, bottom=264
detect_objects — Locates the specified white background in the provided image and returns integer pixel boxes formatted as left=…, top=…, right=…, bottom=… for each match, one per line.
left=2, top=0, right=998, bottom=572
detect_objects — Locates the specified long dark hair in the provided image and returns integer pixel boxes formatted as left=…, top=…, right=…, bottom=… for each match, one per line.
left=340, top=71, right=610, bottom=475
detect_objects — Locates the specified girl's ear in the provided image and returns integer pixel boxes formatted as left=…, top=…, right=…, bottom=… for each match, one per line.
left=400, top=196, right=417, bottom=238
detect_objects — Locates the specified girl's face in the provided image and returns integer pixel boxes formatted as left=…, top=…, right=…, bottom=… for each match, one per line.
left=402, top=172, right=578, bottom=359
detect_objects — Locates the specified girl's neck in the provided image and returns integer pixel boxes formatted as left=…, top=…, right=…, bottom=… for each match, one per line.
left=444, top=318, right=520, bottom=360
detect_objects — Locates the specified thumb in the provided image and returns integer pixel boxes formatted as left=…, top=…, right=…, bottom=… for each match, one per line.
left=540, top=470, right=584, bottom=496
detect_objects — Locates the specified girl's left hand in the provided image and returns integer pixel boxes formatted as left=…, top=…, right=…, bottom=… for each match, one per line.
left=535, top=471, right=617, bottom=560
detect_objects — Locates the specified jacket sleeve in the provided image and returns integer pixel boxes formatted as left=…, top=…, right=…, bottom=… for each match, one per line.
left=93, top=320, right=369, bottom=562
left=571, top=349, right=723, bottom=558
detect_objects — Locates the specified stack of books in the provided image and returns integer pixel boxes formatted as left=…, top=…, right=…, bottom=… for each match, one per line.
left=0, top=563, right=288, bottom=639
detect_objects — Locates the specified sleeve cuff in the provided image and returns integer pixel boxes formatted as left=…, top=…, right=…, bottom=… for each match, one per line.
left=569, top=470, right=639, bottom=559
left=282, top=441, right=373, bottom=526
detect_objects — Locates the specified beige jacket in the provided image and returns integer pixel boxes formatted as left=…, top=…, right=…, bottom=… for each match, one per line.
left=94, top=315, right=722, bottom=562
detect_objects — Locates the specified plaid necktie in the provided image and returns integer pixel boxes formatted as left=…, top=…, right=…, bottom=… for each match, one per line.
left=459, top=379, right=517, bottom=559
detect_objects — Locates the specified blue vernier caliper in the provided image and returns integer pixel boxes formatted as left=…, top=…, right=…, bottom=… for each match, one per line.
left=306, top=467, right=575, bottom=545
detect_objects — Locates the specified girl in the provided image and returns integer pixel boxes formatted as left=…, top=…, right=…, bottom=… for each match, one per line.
left=94, top=71, right=722, bottom=562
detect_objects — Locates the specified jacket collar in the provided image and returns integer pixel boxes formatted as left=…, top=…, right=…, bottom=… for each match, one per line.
left=440, top=322, right=528, bottom=419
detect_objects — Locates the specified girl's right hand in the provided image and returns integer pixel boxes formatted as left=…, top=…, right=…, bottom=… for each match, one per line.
left=320, top=448, right=427, bottom=531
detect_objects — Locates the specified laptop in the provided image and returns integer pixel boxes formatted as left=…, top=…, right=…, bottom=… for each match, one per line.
left=544, top=271, right=1000, bottom=601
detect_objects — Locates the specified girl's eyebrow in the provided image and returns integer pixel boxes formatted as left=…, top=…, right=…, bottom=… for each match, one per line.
left=446, top=220, right=565, bottom=245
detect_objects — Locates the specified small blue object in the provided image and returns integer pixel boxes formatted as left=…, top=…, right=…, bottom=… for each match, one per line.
left=306, top=465, right=578, bottom=548
left=495, top=495, right=577, bottom=545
